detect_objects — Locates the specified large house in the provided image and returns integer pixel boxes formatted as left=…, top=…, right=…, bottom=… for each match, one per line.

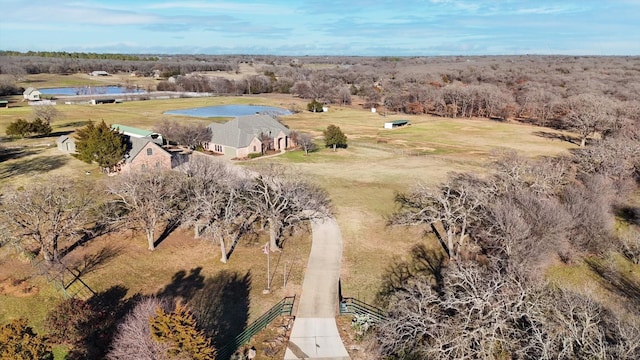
left=23, top=87, right=41, bottom=101
left=204, top=115, right=295, bottom=158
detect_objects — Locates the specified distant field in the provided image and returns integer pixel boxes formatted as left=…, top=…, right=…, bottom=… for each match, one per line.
left=0, top=82, right=576, bottom=329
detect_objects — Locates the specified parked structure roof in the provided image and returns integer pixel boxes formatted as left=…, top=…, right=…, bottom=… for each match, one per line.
left=112, top=124, right=155, bottom=138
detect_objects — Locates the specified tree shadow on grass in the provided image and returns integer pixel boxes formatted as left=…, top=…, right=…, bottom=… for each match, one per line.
left=188, top=270, right=251, bottom=354
left=65, top=245, right=124, bottom=278
left=376, top=243, right=446, bottom=308
left=153, top=219, right=181, bottom=249
left=585, top=257, right=640, bottom=312
left=0, top=154, right=68, bottom=179
left=60, top=120, right=90, bottom=128
left=533, top=131, right=580, bottom=145
left=157, top=267, right=205, bottom=302
left=615, top=206, right=640, bottom=226
left=0, top=147, right=38, bottom=162
left=34, top=130, right=73, bottom=138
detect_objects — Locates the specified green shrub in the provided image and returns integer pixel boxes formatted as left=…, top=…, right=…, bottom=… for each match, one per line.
left=307, top=99, right=324, bottom=112
left=5, top=118, right=52, bottom=138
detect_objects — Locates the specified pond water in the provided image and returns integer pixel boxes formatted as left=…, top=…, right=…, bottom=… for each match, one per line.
left=39, top=86, right=146, bottom=96
left=164, top=105, right=292, bottom=118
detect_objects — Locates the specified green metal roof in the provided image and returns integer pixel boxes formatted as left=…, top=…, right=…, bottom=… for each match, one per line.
left=388, top=120, right=409, bottom=125
left=0, top=100, right=8, bottom=104
left=112, top=124, right=155, bottom=137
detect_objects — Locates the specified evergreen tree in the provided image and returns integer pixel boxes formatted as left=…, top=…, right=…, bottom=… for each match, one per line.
left=75, top=120, right=126, bottom=171
left=6, top=119, right=32, bottom=138
left=31, top=118, right=52, bottom=136
left=0, top=318, right=53, bottom=360
left=149, top=303, right=216, bottom=360
left=307, top=99, right=324, bottom=112
left=323, top=124, right=348, bottom=151
left=5, top=118, right=51, bottom=138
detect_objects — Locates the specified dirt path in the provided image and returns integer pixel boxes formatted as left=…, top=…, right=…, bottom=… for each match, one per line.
left=284, top=217, right=350, bottom=360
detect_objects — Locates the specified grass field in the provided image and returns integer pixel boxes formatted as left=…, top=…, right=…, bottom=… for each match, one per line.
left=0, top=78, right=584, bottom=354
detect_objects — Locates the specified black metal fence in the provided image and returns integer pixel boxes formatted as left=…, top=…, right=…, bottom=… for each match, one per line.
left=217, top=295, right=295, bottom=359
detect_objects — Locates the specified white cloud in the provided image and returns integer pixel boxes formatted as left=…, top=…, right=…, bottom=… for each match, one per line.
left=143, top=1, right=294, bottom=15
left=514, top=6, right=580, bottom=15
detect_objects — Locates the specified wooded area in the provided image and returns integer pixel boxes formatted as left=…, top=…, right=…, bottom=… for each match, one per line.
left=0, top=52, right=639, bottom=359
left=2, top=54, right=639, bottom=147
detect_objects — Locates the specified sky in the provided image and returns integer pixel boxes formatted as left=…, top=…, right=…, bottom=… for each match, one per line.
left=0, top=0, right=639, bottom=56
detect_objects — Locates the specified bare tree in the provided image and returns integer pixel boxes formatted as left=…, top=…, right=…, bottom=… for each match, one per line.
left=107, top=297, right=171, bottom=360
left=491, top=149, right=570, bottom=196
left=296, top=132, right=316, bottom=155
left=377, top=260, right=640, bottom=359
left=258, top=132, right=274, bottom=153
left=478, top=189, right=572, bottom=275
left=376, top=261, right=546, bottom=359
left=108, top=169, right=186, bottom=251
left=290, top=80, right=313, bottom=99
left=564, top=93, right=615, bottom=147
left=32, top=104, right=61, bottom=125
left=560, top=175, right=615, bottom=253
left=336, top=86, right=352, bottom=105
left=181, top=157, right=254, bottom=263
left=0, top=176, right=97, bottom=262
left=245, top=165, right=331, bottom=250
left=573, top=137, right=640, bottom=182
left=389, top=175, right=484, bottom=261
left=153, top=120, right=211, bottom=149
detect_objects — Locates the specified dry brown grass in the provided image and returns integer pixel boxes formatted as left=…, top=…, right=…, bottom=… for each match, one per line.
left=264, top=103, right=575, bottom=301
left=0, top=224, right=311, bottom=332
left=0, top=80, right=577, bottom=335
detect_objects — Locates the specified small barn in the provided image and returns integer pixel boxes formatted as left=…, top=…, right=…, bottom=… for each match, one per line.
left=0, top=100, right=8, bottom=108
left=90, top=98, right=117, bottom=105
left=384, top=120, right=410, bottom=129
left=90, top=71, right=110, bottom=76
left=56, top=135, right=76, bottom=153
left=23, top=87, right=41, bottom=101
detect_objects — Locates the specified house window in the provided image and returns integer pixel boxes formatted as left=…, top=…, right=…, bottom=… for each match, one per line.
left=147, top=148, right=153, bottom=156
left=253, top=146, right=256, bottom=152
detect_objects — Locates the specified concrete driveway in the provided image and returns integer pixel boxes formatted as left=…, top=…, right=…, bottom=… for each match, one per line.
left=284, top=217, right=350, bottom=360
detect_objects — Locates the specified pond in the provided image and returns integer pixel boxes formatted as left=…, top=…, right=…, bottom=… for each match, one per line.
left=164, top=105, right=292, bottom=118
left=39, top=86, right=147, bottom=96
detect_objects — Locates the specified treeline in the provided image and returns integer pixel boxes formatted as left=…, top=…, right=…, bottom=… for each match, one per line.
left=0, top=54, right=235, bottom=77
left=2, top=54, right=639, bottom=130
left=0, top=50, right=159, bottom=61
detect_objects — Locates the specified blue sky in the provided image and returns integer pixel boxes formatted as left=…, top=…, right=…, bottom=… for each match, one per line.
left=0, top=0, right=638, bottom=56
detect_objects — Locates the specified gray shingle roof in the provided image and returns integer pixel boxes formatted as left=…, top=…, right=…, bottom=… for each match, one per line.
left=207, top=115, right=290, bottom=148
left=125, top=137, right=170, bottom=163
